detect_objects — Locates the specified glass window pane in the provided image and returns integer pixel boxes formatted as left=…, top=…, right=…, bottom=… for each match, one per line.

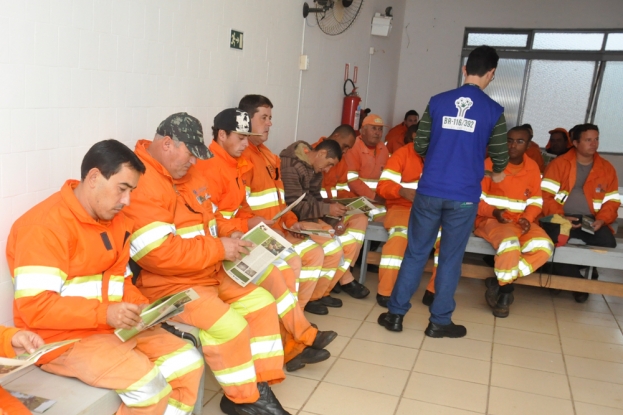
left=521, top=60, right=595, bottom=146
left=467, top=33, right=528, bottom=47
left=605, top=33, right=623, bottom=51
left=594, top=62, right=623, bottom=152
left=533, top=33, right=604, bottom=50
left=482, top=59, right=526, bottom=128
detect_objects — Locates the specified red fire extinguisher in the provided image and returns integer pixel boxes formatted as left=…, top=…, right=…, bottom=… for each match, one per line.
left=341, top=78, right=361, bottom=130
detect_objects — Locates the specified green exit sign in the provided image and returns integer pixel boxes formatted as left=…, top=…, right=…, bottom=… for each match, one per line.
left=230, top=30, right=243, bottom=50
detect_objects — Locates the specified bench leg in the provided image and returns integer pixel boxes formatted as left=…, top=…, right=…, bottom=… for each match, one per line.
left=359, top=240, right=370, bottom=284
left=193, top=352, right=205, bottom=414
left=583, top=266, right=593, bottom=280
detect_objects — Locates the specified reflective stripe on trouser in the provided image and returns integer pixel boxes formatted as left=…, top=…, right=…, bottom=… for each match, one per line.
left=171, top=274, right=285, bottom=404
left=289, top=239, right=322, bottom=308
left=474, top=218, right=554, bottom=285
left=41, top=329, right=204, bottom=415
left=334, top=213, right=368, bottom=287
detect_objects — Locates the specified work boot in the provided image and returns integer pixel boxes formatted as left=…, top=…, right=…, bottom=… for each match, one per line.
left=376, top=293, right=390, bottom=308
left=220, top=381, right=291, bottom=415
left=320, top=295, right=342, bottom=308
left=304, top=300, right=328, bottom=315
left=492, top=293, right=513, bottom=318
left=424, top=321, right=467, bottom=338
left=485, top=283, right=499, bottom=308
left=340, top=280, right=370, bottom=299
left=422, top=290, right=435, bottom=306
left=312, top=330, right=337, bottom=349
left=573, top=291, right=589, bottom=303
left=331, top=283, right=342, bottom=294
left=484, top=276, right=497, bottom=288
left=285, top=347, right=330, bottom=372
left=378, top=312, right=403, bottom=332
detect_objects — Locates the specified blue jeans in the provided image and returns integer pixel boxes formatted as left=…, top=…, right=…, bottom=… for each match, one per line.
left=387, top=193, right=477, bottom=325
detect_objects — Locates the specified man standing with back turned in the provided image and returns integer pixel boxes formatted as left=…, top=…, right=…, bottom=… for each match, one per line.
left=379, top=46, right=509, bottom=337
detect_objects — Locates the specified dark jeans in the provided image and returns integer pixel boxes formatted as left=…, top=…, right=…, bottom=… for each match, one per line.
left=387, top=194, right=477, bottom=325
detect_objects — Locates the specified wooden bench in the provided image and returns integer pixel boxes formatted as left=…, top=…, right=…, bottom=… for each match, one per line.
left=359, top=221, right=623, bottom=297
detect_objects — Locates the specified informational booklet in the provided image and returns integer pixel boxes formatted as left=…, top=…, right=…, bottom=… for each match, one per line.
left=581, top=215, right=595, bottom=235
left=0, top=339, right=79, bottom=382
left=114, top=288, right=199, bottom=342
left=328, top=197, right=378, bottom=217
left=223, top=223, right=293, bottom=287
left=272, top=193, right=306, bottom=220
left=7, top=391, right=56, bottom=413
left=282, top=224, right=335, bottom=237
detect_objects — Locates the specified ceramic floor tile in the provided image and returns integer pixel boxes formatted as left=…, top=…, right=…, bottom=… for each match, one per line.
left=324, top=335, right=349, bottom=357
left=203, top=369, right=221, bottom=392
left=494, top=327, right=561, bottom=353
left=451, top=305, right=496, bottom=325
left=569, top=376, right=623, bottom=409
left=413, top=350, right=490, bottom=384
left=555, top=307, right=619, bottom=328
left=558, top=320, right=623, bottom=345
left=304, top=314, right=362, bottom=338
left=422, top=336, right=492, bottom=361
left=553, top=296, right=612, bottom=314
left=609, top=302, right=623, bottom=317
left=507, top=300, right=556, bottom=320
left=490, top=363, right=571, bottom=399
left=303, top=382, right=399, bottom=415
left=565, top=355, right=623, bottom=385
left=395, top=398, right=484, bottom=415
left=492, top=343, right=565, bottom=374
left=202, top=389, right=217, bottom=406
left=561, top=336, right=623, bottom=363
left=495, top=313, right=558, bottom=335
left=340, top=338, right=418, bottom=370
left=287, top=356, right=336, bottom=381
left=575, top=402, right=623, bottom=415
left=454, top=292, right=490, bottom=309
left=487, top=387, right=574, bottom=415
left=324, top=300, right=374, bottom=321
left=354, top=321, right=425, bottom=349
left=604, top=295, right=623, bottom=305
left=270, top=375, right=318, bottom=410
left=323, top=358, right=410, bottom=396
left=202, top=392, right=223, bottom=414
left=403, top=372, right=488, bottom=413
left=454, top=319, right=494, bottom=342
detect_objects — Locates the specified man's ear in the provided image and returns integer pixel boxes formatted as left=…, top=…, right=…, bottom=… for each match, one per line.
left=85, top=167, right=101, bottom=188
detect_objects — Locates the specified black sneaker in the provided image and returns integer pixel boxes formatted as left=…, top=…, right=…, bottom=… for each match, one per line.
left=320, top=295, right=343, bottom=308
left=285, top=347, right=330, bottom=372
left=421, top=290, right=435, bottom=306
left=304, top=300, right=328, bottom=315
left=340, top=280, right=370, bottom=299
left=220, top=381, right=291, bottom=415
left=424, top=321, right=467, bottom=338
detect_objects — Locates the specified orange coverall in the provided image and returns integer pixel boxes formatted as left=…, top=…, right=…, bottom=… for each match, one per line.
left=385, top=123, right=408, bottom=155
left=542, top=148, right=621, bottom=229
left=0, top=326, right=30, bottom=415
left=344, top=137, right=389, bottom=221
left=195, top=141, right=318, bottom=364
left=7, top=180, right=203, bottom=415
left=124, top=140, right=284, bottom=404
left=475, top=156, right=554, bottom=283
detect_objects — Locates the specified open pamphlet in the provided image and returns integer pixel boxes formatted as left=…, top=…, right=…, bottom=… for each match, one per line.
left=282, top=224, right=335, bottom=237
left=327, top=197, right=379, bottom=218
left=115, top=288, right=199, bottom=342
left=581, top=215, right=595, bottom=235
left=223, top=223, right=293, bottom=287
left=7, top=391, right=56, bottom=413
left=0, top=339, right=79, bottom=382
left=272, top=193, right=306, bottom=220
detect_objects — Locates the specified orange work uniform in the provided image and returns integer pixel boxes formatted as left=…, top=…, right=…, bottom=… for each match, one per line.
left=124, top=140, right=284, bottom=404
left=312, top=137, right=355, bottom=200
left=195, top=141, right=318, bottom=364
left=525, top=141, right=545, bottom=174
left=385, top=123, right=408, bottom=155
left=542, top=148, right=621, bottom=228
left=7, top=180, right=203, bottom=415
left=475, top=156, right=554, bottom=283
left=0, top=326, right=30, bottom=415
left=344, top=137, right=389, bottom=220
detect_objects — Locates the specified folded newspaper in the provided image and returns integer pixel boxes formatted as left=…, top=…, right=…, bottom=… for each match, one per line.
left=223, top=223, right=293, bottom=287
left=272, top=193, right=306, bottom=220
left=8, top=391, right=56, bottom=413
left=282, top=224, right=335, bottom=237
left=0, top=339, right=79, bottom=382
left=327, top=197, right=378, bottom=218
left=114, top=288, right=199, bottom=342
left=581, top=215, right=595, bottom=235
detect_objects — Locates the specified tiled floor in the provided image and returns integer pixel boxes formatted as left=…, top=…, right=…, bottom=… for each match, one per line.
left=201, top=268, right=623, bottom=415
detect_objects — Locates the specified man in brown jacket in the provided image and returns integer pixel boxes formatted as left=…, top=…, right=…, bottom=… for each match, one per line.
left=280, top=140, right=371, bottom=309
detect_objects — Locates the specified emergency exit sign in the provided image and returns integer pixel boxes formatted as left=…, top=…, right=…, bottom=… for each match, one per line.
left=230, top=30, right=243, bottom=50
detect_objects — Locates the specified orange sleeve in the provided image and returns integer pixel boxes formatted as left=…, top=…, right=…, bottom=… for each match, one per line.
left=377, top=151, right=405, bottom=200
left=477, top=174, right=496, bottom=219
left=541, top=161, right=565, bottom=217
left=595, top=165, right=620, bottom=225
left=205, top=171, right=251, bottom=235
left=345, top=148, right=376, bottom=199
left=12, top=225, right=110, bottom=331
left=122, top=276, right=149, bottom=305
left=0, top=326, right=20, bottom=358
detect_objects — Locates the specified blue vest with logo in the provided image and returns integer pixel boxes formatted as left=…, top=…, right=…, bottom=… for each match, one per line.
left=418, top=84, right=504, bottom=204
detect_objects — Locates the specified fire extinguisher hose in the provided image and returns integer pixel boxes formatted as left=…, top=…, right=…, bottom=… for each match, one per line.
left=343, top=79, right=356, bottom=97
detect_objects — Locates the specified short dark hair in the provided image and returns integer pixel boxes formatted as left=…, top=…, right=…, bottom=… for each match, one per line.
left=315, top=139, right=343, bottom=161
left=571, top=123, right=599, bottom=141
left=520, top=123, right=534, bottom=138
left=465, top=46, right=499, bottom=77
left=238, top=95, right=273, bottom=118
left=404, top=110, right=419, bottom=120
left=508, top=125, right=533, bottom=139
left=330, top=124, right=356, bottom=139
left=212, top=126, right=233, bottom=141
left=81, top=139, right=145, bottom=180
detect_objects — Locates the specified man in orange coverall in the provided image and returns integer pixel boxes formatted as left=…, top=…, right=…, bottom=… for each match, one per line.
left=122, top=113, right=291, bottom=415
left=344, top=114, right=390, bottom=222
left=541, top=123, right=620, bottom=303
left=384, top=110, right=419, bottom=154
left=477, top=125, right=554, bottom=317
left=0, top=327, right=44, bottom=414
left=521, top=124, right=545, bottom=174
left=194, top=108, right=336, bottom=373
left=237, top=95, right=355, bottom=305
left=6, top=140, right=204, bottom=415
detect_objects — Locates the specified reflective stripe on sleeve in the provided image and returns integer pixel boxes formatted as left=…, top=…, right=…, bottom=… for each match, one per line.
left=13, top=266, right=67, bottom=298
left=131, top=222, right=176, bottom=261
left=541, top=179, right=560, bottom=195
left=379, top=169, right=401, bottom=184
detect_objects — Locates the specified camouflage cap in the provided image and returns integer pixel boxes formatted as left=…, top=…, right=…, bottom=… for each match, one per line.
left=156, top=112, right=213, bottom=160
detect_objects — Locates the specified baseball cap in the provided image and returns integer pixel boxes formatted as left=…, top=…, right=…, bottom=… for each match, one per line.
left=361, top=114, right=384, bottom=127
left=548, top=127, right=569, bottom=136
left=156, top=112, right=212, bottom=160
left=214, top=108, right=263, bottom=136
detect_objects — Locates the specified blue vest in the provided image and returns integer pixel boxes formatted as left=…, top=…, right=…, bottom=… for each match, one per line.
left=418, top=84, right=504, bottom=203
